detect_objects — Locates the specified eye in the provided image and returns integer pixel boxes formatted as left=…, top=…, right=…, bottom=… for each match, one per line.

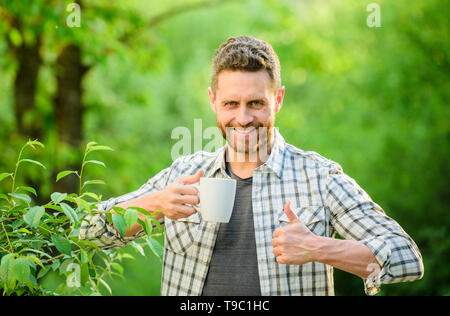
left=249, top=100, right=263, bottom=107
left=224, top=101, right=238, bottom=107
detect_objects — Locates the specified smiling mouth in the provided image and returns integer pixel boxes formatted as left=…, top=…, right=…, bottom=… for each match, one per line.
left=232, top=127, right=257, bottom=136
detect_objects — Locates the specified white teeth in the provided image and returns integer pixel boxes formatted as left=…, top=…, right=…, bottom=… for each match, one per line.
left=234, top=127, right=255, bottom=133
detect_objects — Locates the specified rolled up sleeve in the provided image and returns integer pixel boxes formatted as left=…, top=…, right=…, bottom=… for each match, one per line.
left=326, top=163, right=424, bottom=295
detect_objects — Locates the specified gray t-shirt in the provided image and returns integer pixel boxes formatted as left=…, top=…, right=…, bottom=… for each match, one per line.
left=201, top=163, right=261, bottom=296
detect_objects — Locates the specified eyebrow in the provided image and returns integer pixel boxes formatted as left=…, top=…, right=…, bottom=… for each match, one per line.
left=221, top=96, right=268, bottom=104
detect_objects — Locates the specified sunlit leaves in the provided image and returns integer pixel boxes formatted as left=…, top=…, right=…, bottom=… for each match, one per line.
left=0, top=173, right=13, bottom=183
left=23, top=206, right=45, bottom=228
left=60, top=202, right=78, bottom=226
left=124, top=209, right=138, bottom=230
left=13, top=258, right=30, bottom=283
left=112, top=213, right=127, bottom=237
left=145, top=237, right=163, bottom=262
left=8, top=193, right=31, bottom=205
left=18, top=159, right=46, bottom=170
left=56, top=170, right=78, bottom=182
left=51, top=235, right=72, bottom=256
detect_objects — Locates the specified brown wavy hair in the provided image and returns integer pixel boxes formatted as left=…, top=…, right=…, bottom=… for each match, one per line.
left=211, top=36, right=281, bottom=94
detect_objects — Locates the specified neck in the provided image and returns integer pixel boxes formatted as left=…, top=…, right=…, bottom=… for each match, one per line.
left=225, top=133, right=274, bottom=179
left=226, top=152, right=261, bottom=179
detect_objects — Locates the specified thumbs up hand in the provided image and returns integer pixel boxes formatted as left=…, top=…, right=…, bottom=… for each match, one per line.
left=272, top=201, right=322, bottom=265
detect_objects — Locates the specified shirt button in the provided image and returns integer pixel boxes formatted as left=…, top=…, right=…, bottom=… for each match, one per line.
left=203, top=257, right=208, bottom=263
left=211, top=224, right=216, bottom=230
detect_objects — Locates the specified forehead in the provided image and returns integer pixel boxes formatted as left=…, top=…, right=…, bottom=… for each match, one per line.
left=215, top=69, right=274, bottom=99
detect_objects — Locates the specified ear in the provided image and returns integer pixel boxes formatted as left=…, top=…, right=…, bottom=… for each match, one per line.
left=274, top=86, right=285, bottom=114
left=208, top=87, right=216, bottom=113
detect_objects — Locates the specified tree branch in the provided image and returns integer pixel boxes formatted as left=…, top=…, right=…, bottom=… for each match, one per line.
left=119, top=0, right=238, bottom=42
left=147, top=0, right=228, bottom=28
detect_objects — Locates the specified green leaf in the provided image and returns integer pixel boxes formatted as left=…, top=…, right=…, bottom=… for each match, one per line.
left=27, top=139, right=45, bottom=149
left=17, top=186, right=37, bottom=196
left=0, top=254, right=17, bottom=290
left=137, top=218, right=148, bottom=235
left=80, top=262, right=89, bottom=285
left=51, top=192, right=67, bottom=204
left=146, top=237, right=164, bottom=262
left=0, top=173, right=13, bottom=183
left=13, top=258, right=30, bottom=283
left=81, top=192, right=101, bottom=201
left=8, top=193, right=31, bottom=204
left=145, top=217, right=154, bottom=235
left=124, top=209, right=138, bottom=229
left=60, top=202, right=78, bottom=226
left=16, top=228, right=33, bottom=234
left=59, top=258, right=74, bottom=274
left=26, top=255, right=44, bottom=268
left=112, top=213, right=127, bottom=237
left=23, top=206, right=45, bottom=228
left=87, top=145, right=114, bottom=153
left=45, top=204, right=61, bottom=212
left=110, top=263, right=124, bottom=275
left=78, top=239, right=99, bottom=250
left=80, top=250, right=88, bottom=264
left=51, top=235, right=72, bottom=256
left=127, top=206, right=151, bottom=216
left=37, top=266, right=50, bottom=279
left=150, top=215, right=162, bottom=232
left=19, top=158, right=46, bottom=169
left=56, top=170, right=78, bottom=182
left=0, top=193, right=9, bottom=201
left=77, top=198, right=91, bottom=211
left=83, top=160, right=106, bottom=168
left=99, top=278, right=112, bottom=295
left=131, top=241, right=145, bottom=256
left=86, top=141, right=98, bottom=149
left=20, top=248, right=54, bottom=261
left=111, top=206, right=125, bottom=215
left=82, top=180, right=105, bottom=189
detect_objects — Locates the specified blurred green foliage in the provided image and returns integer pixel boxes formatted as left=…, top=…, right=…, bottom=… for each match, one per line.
left=0, top=0, right=448, bottom=295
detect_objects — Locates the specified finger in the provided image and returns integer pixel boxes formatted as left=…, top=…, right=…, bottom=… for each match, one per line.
left=178, top=170, right=204, bottom=185
left=177, top=194, right=200, bottom=205
left=273, top=246, right=282, bottom=257
left=276, top=256, right=288, bottom=264
left=271, top=237, right=279, bottom=247
left=273, top=228, right=283, bottom=238
left=284, top=200, right=300, bottom=224
left=177, top=185, right=199, bottom=196
left=272, top=237, right=284, bottom=248
left=173, top=205, right=197, bottom=217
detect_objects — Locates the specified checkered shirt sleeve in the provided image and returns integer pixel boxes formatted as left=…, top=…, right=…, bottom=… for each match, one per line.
left=79, top=158, right=180, bottom=249
left=326, top=163, right=424, bottom=295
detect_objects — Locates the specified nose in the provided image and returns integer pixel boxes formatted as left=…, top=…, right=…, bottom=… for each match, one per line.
left=236, top=105, right=253, bottom=126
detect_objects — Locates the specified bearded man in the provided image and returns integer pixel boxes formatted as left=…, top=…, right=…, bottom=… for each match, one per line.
left=80, top=36, right=423, bottom=296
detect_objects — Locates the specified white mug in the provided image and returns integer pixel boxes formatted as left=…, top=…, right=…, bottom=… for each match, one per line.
left=199, top=177, right=236, bottom=223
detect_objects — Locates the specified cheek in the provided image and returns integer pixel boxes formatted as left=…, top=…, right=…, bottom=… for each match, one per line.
left=217, top=109, right=237, bottom=124
left=256, top=109, right=274, bottom=125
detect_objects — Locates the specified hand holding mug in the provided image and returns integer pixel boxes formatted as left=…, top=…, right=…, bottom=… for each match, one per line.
left=157, top=170, right=203, bottom=220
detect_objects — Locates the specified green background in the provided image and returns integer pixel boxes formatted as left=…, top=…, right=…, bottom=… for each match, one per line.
left=0, top=0, right=448, bottom=295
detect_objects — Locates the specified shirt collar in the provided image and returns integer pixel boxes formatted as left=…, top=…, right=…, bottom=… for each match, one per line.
left=210, top=127, right=286, bottom=179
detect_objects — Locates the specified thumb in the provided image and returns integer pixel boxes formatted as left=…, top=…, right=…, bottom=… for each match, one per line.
left=284, top=200, right=300, bottom=224
left=178, top=170, right=204, bottom=185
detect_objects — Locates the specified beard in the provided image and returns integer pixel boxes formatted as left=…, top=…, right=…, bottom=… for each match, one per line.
left=217, top=116, right=275, bottom=162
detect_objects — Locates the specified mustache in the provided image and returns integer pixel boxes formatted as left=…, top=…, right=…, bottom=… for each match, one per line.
left=224, top=123, right=265, bottom=128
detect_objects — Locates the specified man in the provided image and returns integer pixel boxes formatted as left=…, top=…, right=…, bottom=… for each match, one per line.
left=79, top=36, right=424, bottom=296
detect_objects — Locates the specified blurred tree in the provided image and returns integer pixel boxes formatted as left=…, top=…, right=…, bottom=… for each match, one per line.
left=0, top=0, right=235, bottom=200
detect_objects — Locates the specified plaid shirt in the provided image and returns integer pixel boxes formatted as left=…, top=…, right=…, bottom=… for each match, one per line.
left=79, top=128, right=424, bottom=296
